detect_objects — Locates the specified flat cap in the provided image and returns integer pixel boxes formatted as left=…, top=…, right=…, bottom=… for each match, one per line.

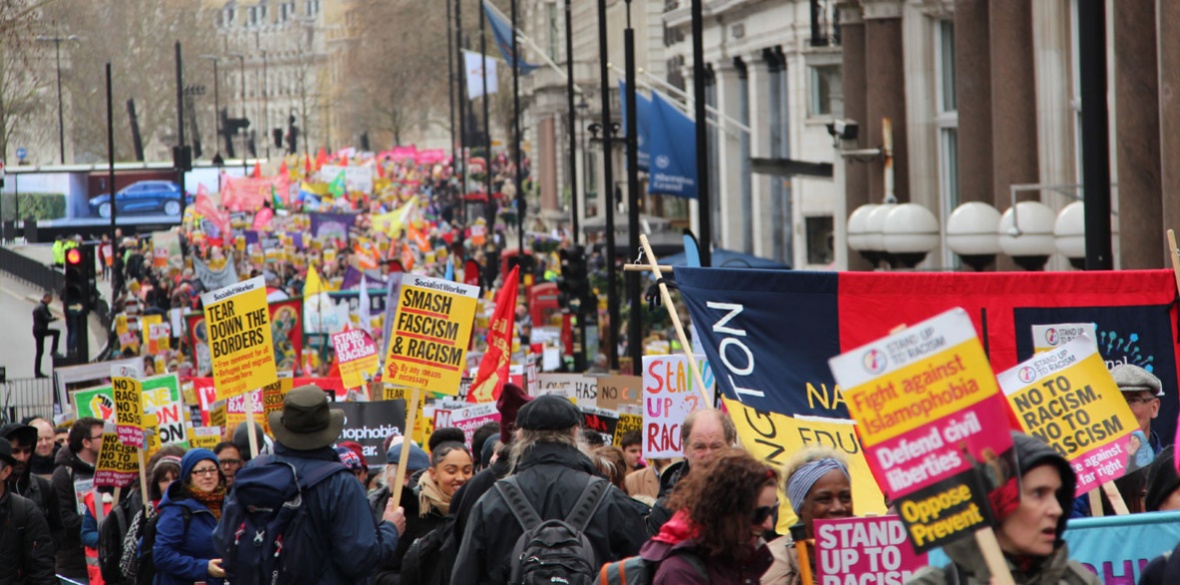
left=1111, top=364, right=1163, bottom=397
left=516, top=394, right=581, bottom=431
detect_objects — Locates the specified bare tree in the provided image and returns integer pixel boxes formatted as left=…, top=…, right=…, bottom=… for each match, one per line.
left=42, top=0, right=218, bottom=162
left=0, top=0, right=58, bottom=159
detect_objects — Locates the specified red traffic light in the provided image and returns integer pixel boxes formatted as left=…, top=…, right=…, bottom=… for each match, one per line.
left=66, top=248, right=82, bottom=266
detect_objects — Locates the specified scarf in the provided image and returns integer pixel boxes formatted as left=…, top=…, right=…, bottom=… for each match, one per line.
left=187, top=483, right=226, bottom=520
left=417, top=472, right=451, bottom=517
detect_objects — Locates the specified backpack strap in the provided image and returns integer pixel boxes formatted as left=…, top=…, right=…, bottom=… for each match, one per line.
left=564, top=476, right=610, bottom=533
left=494, top=477, right=543, bottom=532
left=673, top=550, right=708, bottom=582
left=297, top=460, right=349, bottom=491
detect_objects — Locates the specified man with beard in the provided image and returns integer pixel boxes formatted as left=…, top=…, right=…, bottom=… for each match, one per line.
left=0, top=423, right=63, bottom=550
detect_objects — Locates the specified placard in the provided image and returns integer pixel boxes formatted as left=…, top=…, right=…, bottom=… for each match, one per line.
left=261, top=373, right=295, bottom=424
left=829, top=308, right=1016, bottom=553
left=641, top=354, right=715, bottom=458
left=579, top=406, right=620, bottom=446
left=189, top=426, right=221, bottom=450
left=613, top=413, right=643, bottom=447
left=535, top=374, right=599, bottom=405
left=330, top=400, right=408, bottom=464
left=597, top=374, right=643, bottom=412
left=815, top=516, right=927, bottom=584
left=382, top=385, right=428, bottom=445
left=200, top=276, right=278, bottom=399
left=332, top=328, right=380, bottom=390
left=445, top=402, right=501, bottom=449
left=383, top=275, right=480, bottom=394
left=1032, top=323, right=1097, bottom=354
left=112, top=364, right=144, bottom=448
left=74, top=374, right=188, bottom=448
left=998, top=333, right=1144, bottom=496
left=94, top=430, right=138, bottom=488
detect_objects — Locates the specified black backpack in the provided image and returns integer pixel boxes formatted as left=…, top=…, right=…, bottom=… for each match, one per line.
left=495, top=476, right=610, bottom=585
left=400, top=517, right=456, bottom=585
left=218, top=454, right=349, bottom=585
left=598, top=551, right=707, bottom=585
left=137, top=506, right=192, bottom=585
left=98, top=493, right=142, bottom=583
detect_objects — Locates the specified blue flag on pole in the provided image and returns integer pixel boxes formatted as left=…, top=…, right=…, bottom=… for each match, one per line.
left=482, top=0, right=539, bottom=74
left=618, top=81, right=653, bottom=172
left=647, top=91, right=698, bottom=199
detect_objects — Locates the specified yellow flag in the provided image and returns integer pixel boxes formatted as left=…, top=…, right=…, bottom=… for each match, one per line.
left=724, top=398, right=886, bottom=533
left=305, top=265, right=325, bottom=296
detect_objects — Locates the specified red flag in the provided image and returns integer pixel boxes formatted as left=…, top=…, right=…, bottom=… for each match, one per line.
left=279, top=160, right=288, bottom=178
left=251, top=161, right=262, bottom=179
left=193, top=183, right=232, bottom=242
left=315, top=148, right=327, bottom=171
left=305, top=154, right=313, bottom=176
left=469, top=266, right=519, bottom=402
left=376, top=162, right=386, bottom=179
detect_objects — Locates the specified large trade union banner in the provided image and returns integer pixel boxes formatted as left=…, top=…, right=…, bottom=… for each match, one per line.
left=675, top=268, right=1180, bottom=444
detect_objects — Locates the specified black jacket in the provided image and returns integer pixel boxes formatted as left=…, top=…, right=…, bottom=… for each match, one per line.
left=32, top=302, right=55, bottom=334
left=646, top=460, right=689, bottom=536
left=451, top=442, right=647, bottom=585
left=449, top=455, right=511, bottom=546
left=51, top=447, right=95, bottom=578
left=8, top=468, right=64, bottom=551
left=369, top=484, right=449, bottom=584
left=0, top=490, right=56, bottom=585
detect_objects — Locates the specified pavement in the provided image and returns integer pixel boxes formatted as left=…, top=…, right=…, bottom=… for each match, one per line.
left=0, top=249, right=109, bottom=380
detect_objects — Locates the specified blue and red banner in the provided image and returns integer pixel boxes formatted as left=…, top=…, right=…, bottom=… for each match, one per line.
left=674, top=268, right=1180, bottom=444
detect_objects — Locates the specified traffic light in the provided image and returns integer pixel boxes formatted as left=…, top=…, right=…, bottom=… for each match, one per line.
left=286, top=115, right=299, bottom=155
left=557, top=245, right=589, bottom=314
left=62, top=245, right=96, bottom=317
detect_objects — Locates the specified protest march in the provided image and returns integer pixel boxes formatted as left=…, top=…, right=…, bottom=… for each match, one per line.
left=4, top=145, right=1180, bottom=585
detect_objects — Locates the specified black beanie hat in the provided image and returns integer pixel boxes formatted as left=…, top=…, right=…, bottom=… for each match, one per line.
left=1011, top=432, right=1075, bottom=542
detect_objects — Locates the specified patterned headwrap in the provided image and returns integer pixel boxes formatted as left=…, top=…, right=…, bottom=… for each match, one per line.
left=786, top=457, right=850, bottom=514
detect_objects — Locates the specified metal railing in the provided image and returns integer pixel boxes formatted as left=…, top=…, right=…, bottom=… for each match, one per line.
left=0, top=246, right=63, bottom=295
left=1, top=377, right=56, bottom=424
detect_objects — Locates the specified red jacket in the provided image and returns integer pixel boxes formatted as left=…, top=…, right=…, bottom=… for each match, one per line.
left=639, top=509, right=773, bottom=585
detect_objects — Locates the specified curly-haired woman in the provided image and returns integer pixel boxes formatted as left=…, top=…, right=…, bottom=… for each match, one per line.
left=640, top=447, right=779, bottom=585
left=762, top=447, right=854, bottom=585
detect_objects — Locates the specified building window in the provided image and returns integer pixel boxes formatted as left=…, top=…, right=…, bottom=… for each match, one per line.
left=808, top=65, right=842, bottom=117
left=547, top=3, right=559, bottom=62
left=259, top=3, right=268, bottom=23
left=805, top=216, right=834, bottom=265
left=223, top=7, right=236, bottom=26
left=248, top=6, right=258, bottom=26
left=935, top=19, right=960, bottom=268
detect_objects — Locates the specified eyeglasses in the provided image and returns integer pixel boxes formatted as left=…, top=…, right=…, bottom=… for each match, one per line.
left=752, top=502, right=780, bottom=524
left=1125, top=395, right=1158, bottom=406
left=219, top=459, right=243, bottom=467
left=89, top=435, right=104, bottom=441
left=191, top=467, right=220, bottom=477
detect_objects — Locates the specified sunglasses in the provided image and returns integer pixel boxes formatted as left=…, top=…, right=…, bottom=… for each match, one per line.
left=752, top=502, right=780, bottom=524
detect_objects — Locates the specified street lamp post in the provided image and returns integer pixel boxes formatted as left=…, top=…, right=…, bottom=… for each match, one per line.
left=200, top=55, right=221, bottom=158
left=261, top=49, right=269, bottom=159
left=35, top=34, right=80, bottom=164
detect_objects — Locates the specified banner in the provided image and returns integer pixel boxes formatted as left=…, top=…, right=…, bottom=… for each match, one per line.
left=94, top=430, right=139, bottom=488
left=998, top=334, right=1145, bottom=496
left=112, top=364, right=145, bottom=448
left=317, top=165, right=374, bottom=195
left=464, top=50, right=498, bottom=99
left=646, top=90, right=697, bottom=199
left=597, top=375, right=643, bottom=412
left=673, top=268, right=1180, bottom=446
left=619, top=81, right=652, bottom=171
left=200, top=277, right=278, bottom=400
left=330, top=401, right=407, bottom=464
left=192, top=255, right=239, bottom=291
left=332, top=329, right=380, bottom=390
left=815, top=516, right=927, bottom=585
left=309, top=212, right=358, bottom=240
left=829, top=308, right=1016, bottom=553
left=221, top=175, right=289, bottom=212
left=642, top=355, right=715, bottom=458
left=726, top=398, right=886, bottom=533
left=383, top=275, right=480, bottom=395
left=268, top=299, right=303, bottom=372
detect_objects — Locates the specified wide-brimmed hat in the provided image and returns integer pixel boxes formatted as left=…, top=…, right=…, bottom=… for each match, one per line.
left=268, top=384, right=344, bottom=451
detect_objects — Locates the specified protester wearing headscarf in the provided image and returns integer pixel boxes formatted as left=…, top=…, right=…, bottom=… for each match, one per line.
left=906, top=433, right=1101, bottom=585
left=762, top=448, right=853, bottom=585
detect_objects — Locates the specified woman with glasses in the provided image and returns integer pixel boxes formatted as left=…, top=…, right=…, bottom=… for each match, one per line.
left=153, top=448, right=227, bottom=585
left=762, top=447, right=854, bottom=585
left=639, top=448, right=779, bottom=585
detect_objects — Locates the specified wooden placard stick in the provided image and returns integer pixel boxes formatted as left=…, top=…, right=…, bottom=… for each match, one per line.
left=1101, top=481, right=1129, bottom=515
left=390, top=387, right=422, bottom=506
left=637, top=234, right=712, bottom=409
left=974, top=526, right=1017, bottom=585
left=1168, top=230, right=1180, bottom=295
left=1088, top=488, right=1103, bottom=517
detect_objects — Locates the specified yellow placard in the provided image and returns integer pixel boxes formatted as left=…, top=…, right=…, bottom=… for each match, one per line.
left=383, top=385, right=428, bottom=445
left=209, top=400, right=228, bottom=430
left=189, top=426, right=221, bottom=450
left=383, top=276, right=481, bottom=395
left=141, top=314, right=163, bottom=352
left=112, top=365, right=144, bottom=448
left=612, top=413, right=642, bottom=447
left=200, top=277, right=278, bottom=400
left=261, top=374, right=294, bottom=435
left=333, top=329, right=381, bottom=390
left=998, top=334, right=1142, bottom=494
left=94, top=431, right=139, bottom=488
left=726, top=398, right=886, bottom=534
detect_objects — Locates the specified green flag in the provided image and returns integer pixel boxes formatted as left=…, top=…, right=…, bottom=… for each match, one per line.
left=328, top=171, right=346, bottom=197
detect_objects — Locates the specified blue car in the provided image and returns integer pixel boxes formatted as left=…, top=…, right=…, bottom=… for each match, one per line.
left=89, top=180, right=191, bottom=219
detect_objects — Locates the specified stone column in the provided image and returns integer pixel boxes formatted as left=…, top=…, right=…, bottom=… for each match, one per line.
left=839, top=1, right=870, bottom=270
left=1114, top=0, right=1163, bottom=268
left=1161, top=0, right=1180, bottom=242
left=714, top=62, right=747, bottom=252
left=746, top=55, right=775, bottom=259
left=955, top=0, right=993, bottom=205
left=864, top=0, right=909, bottom=204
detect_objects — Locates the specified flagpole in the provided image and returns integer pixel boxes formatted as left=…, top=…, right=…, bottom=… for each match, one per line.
left=480, top=7, right=494, bottom=228
left=456, top=0, right=468, bottom=227
left=512, top=0, right=526, bottom=275
left=690, top=0, right=711, bottom=267
left=447, top=0, right=457, bottom=175
left=565, top=0, right=579, bottom=244
left=597, top=0, right=619, bottom=371
left=624, top=0, right=643, bottom=374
